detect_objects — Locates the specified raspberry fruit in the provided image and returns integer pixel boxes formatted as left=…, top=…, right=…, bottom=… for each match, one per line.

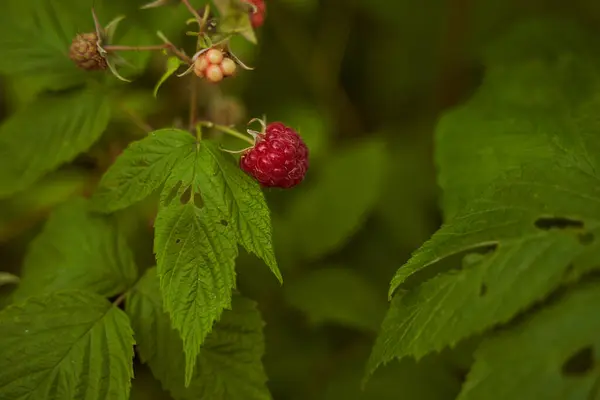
left=240, top=122, right=309, bottom=188
left=193, top=48, right=237, bottom=83
left=245, top=0, right=266, bottom=29
left=69, top=33, right=107, bottom=71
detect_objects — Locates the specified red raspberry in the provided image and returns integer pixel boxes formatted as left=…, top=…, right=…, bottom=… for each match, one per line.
left=240, top=122, right=309, bottom=188
left=245, top=0, right=266, bottom=29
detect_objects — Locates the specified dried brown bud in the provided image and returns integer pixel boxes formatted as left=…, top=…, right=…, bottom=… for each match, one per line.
left=69, top=33, right=107, bottom=71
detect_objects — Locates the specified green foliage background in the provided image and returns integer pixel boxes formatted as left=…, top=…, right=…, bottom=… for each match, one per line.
left=1, top=0, right=600, bottom=399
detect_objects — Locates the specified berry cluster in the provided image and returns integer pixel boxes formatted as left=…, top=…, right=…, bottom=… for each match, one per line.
left=240, top=122, right=309, bottom=188
left=69, top=3, right=310, bottom=189
left=193, top=48, right=237, bottom=83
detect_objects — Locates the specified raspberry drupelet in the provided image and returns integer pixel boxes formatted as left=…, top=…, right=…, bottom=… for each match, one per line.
left=240, top=122, right=309, bottom=188
left=245, top=0, right=266, bottom=29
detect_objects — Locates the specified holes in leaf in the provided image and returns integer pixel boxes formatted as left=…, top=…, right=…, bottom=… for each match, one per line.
left=534, top=217, right=594, bottom=245
left=479, top=283, right=488, bottom=297
left=561, top=346, right=595, bottom=376
left=176, top=239, right=181, bottom=244
left=178, top=187, right=204, bottom=208
left=578, top=232, right=595, bottom=246
left=534, top=217, right=584, bottom=231
left=402, top=243, right=498, bottom=290
left=193, top=193, right=204, bottom=209
left=180, top=187, right=192, bottom=204
left=220, top=220, right=228, bottom=226
left=163, top=181, right=182, bottom=206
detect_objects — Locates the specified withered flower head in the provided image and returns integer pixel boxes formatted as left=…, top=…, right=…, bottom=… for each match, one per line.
left=69, top=32, right=108, bottom=71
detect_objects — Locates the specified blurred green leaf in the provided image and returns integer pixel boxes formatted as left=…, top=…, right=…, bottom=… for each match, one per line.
left=0, top=290, right=134, bottom=400
left=0, top=170, right=88, bottom=242
left=438, top=19, right=600, bottom=218
left=109, top=22, right=156, bottom=81
left=0, top=0, right=89, bottom=89
left=278, top=137, right=387, bottom=261
left=459, top=281, right=600, bottom=400
left=284, top=267, right=386, bottom=332
left=127, top=268, right=271, bottom=400
left=0, top=86, right=111, bottom=198
left=368, top=18, right=600, bottom=379
left=12, top=198, right=138, bottom=302
left=212, top=0, right=257, bottom=44
left=154, top=57, right=183, bottom=97
left=326, top=355, right=461, bottom=400
left=273, top=103, right=331, bottom=161
left=0, top=272, right=20, bottom=287
left=154, top=202, right=238, bottom=386
left=376, top=125, right=437, bottom=250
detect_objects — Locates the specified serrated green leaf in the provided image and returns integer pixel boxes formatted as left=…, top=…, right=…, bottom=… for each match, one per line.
left=0, top=290, right=135, bottom=400
left=459, top=281, right=600, bottom=400
left=127, top=268, right=271, bottom=399
left=92, top=129, right=196, bottom=212
left=368, top=18, right=600, bottom=378
left=154, top=202, right=238, bottom=386
left=284, top=267, right=386, bottom=332
left=0, top=87, right=111, bottom=198
left=279, top=138, right=387, bottom=260
left=93, top=131, right=280, bottom=281
left=154, top=57, right=183, bottom=97
left=12, top=198, right=138, bottom=301
left=199, top=141, right=281, bottom=282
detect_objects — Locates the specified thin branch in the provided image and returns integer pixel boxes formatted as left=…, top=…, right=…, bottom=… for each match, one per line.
left=157, top=31, right=193, bottom=64
left=104, top=44, right=170, bottom=52
left=113, top=292, right=127, bottom=307
left=181, top=0, right=204, bottom=24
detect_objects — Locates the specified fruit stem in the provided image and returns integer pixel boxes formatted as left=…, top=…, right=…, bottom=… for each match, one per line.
left=181, top=0, right=205, bottom=26
left=189, top=78, right=198, bottom=131
left=112, top=292, right=127, bottom=307
left=103, top=44, right=170, bottom=52
left=198, top=121, right=255, bottom=145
